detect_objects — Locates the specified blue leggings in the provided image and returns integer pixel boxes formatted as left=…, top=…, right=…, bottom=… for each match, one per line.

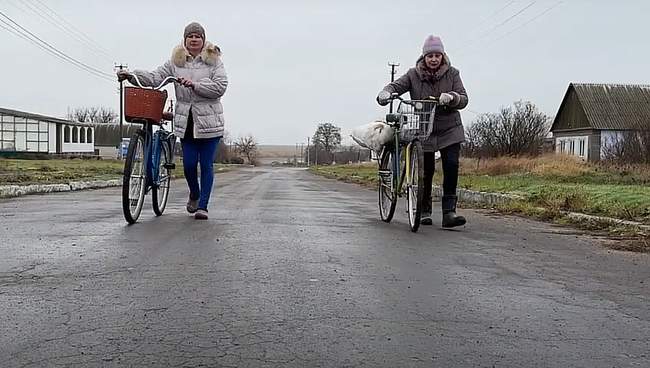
left=181, top=137, right=221, bottom=211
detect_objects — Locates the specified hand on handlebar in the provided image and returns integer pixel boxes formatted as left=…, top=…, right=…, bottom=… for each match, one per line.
left=377, top=90, right=393, bottom=106
left=439, top=92, right=454, bottom=106
left=116, top=69, right=132, bottom=82
left=177, top=77, right=194, bottom=89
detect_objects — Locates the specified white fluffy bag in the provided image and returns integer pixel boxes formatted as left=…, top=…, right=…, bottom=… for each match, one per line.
left=350, top=121, right=394, bottom=153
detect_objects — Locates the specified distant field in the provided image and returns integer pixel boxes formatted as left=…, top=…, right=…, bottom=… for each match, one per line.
left=257, top=145, right=301, bottom=158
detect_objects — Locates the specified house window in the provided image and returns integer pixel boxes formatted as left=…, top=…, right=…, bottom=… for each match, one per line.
left=72, top=126, right=78, bottom=143
left=87, top=128, right=93, bottom=143
left=80, top=127, right=86, bottom=143
left=64, top=126, right=70, bottom=143
left=560, top=140, right=566, bottom=153
left=569, top=140, right=575, bottom=155
left=579, top=139, right=585, bottom=157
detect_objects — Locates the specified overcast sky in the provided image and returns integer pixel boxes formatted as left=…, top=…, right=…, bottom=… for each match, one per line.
left=1, top=0, right=648, bottom=145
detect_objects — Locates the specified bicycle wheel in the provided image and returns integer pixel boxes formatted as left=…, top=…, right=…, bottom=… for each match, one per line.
left=378, top=148, right=397, bottom=222
left=122, top=130, right=146, bottom=224
left=152, top=140, right=172, bottom=216
left=407, top=140, right=425, bottom=232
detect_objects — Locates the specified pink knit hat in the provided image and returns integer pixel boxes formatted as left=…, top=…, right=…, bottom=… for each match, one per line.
left=422, top=35, right=444, bottom=56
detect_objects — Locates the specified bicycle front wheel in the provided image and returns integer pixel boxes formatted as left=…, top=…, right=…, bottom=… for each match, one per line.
left=122, top=130, right=146, bottom=224
left=152, top=140, right=172, bottom=216
left=407, top=140, right=424, bottom=232
left=378, top=148, right=397, bottom=223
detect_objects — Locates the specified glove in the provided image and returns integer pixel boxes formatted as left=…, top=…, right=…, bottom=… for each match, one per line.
left=116, top=69, right=131, bottom=82
left=439, top=92, right=455, bottom=106
left=377, top=90, right=392, bottom=106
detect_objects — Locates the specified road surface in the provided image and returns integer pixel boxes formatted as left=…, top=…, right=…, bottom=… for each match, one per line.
left=1, top=167, right=648, bottom=367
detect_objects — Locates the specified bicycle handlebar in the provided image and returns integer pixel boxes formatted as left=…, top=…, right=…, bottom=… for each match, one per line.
left=124, top=72, right=178, bottom=90
left=389, top=93, right=439, bottom=104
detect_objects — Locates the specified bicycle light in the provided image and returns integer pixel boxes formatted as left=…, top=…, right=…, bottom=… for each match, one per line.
left=386, top=113, right=401, bottom=123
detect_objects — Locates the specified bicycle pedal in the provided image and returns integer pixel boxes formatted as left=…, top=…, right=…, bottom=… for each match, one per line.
left=163, top=163, right=176, bottom=170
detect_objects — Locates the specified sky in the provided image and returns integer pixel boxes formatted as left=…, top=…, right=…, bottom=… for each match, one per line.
left=1, top=0, right=648, bottom=145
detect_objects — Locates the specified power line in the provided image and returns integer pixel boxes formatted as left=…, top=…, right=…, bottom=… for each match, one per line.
left=13, top=0, right=114, bottom=63
left=0, top=16, right=31, bottom=42
left=27, top=0, right=115, bottom=61
left=457, top=1, right=562, bottom=56
left=487, top=1, right=564, bottom=44
left=458, top=1, right=537, bottom=53
left=481, top=1, right=537, bottom=36
left=462, top=0, right=517, bottom=40
left=0, top=11, right=113, bottom=82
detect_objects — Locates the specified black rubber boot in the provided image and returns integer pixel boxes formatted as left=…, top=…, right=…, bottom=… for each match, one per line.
left=420, top=196, right=433, bottom=225
left=441, top=195, right=466, bottom=228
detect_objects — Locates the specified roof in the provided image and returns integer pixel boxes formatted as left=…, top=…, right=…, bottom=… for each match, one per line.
left=0, top=107, right=92, bottom=127
left=554, top=83, right=650, bottom=131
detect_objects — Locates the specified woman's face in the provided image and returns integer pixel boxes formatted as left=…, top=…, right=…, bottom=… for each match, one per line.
left=424, top=52, right=443, bottom=70
left=185, top=33, right=204, bottom=55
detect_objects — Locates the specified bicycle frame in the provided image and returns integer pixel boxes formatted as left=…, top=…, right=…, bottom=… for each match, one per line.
left=385, top=123, right=414, bottom=198
left=137, top=121, right=175, bottom=194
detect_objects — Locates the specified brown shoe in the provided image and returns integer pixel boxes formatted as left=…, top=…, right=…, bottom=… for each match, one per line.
left=194, top=209, right=208, bottom=220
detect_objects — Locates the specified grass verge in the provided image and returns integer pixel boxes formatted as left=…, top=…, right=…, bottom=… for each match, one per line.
left=0, top=158, right=231, bottom=185
left=309, top=157, right=650, bottom=253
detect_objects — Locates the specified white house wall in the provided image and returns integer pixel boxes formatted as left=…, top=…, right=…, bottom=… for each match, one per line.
left=48, top=122, right=57, bottom=153
left=600, top=130, right=624, bottom=158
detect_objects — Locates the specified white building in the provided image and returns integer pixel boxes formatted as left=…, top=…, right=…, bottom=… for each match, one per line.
left=0, top=107, right=94, bottom=154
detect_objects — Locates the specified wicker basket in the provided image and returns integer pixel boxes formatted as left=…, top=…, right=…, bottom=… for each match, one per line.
left=124, top=87, right=168, bottom=124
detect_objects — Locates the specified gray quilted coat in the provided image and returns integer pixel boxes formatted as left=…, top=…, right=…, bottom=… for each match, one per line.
left=132, top=41, right=227, bottom=139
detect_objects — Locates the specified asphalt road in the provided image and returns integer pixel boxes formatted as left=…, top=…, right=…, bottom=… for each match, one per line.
left=1, top=167, right=648, bottom=368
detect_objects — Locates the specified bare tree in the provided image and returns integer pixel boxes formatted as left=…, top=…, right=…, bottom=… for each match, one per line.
left=312, top=122, right=341, bottom=164
left=68, top=106, right=118, bottom=124
left=88, top=106, right=99, bottom=124
left=234, top=134, right=258, bottom=165
left=96, top=107, right=117, bottom=124
left=465, top=100, right=551, bottom=157
left=69, top=107, right=89, bottom=123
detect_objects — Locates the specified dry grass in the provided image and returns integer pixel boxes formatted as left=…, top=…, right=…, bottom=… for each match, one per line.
left=256, top=145, right=299, bottom=158
left=461, top=154, right=592, bottom=177
left=460, top=153, right=650, bottom=184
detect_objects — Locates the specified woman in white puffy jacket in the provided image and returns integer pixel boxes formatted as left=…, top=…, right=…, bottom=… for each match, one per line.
left=118, top=22, right=227, bottom=220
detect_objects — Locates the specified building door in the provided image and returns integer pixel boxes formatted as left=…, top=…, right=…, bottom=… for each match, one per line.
left=15, top=131, right=26, bottom=151
left=56, top=124, right=62, bottom=153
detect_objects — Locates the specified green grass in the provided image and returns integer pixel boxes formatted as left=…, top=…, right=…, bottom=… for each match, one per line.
left=0, top=158, right=230, bottom=185
left=459, top=174, right=650, bottom=223
left=309, top=160, right=650, bottom=252
left=0, top=158, right=124, bottom=185
left=309, top=159, right=650, bottom=225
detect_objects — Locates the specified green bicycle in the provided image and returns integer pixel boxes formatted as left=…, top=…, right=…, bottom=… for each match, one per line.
left=378, top=94, right=438, bottom=232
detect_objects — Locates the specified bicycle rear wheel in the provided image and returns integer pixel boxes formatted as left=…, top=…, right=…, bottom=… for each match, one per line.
left=122, top=130, right=146, bottom=224
left=407, top=140, right=425, bottom=232
left=378, top=148, right=397, bottom=222
left=152, top=140, right=172, bottom=216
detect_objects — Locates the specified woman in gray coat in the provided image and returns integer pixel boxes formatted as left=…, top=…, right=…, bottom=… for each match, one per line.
left=118, top=22, right=227, bottom=220
left=377, top=35, right=467, bottom=228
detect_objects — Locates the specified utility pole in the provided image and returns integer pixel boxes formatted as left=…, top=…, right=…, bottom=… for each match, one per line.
left=114, top=63, right=128, bottom=140
left=388, top=62, right=399, bottom=114
left=307, top=137, right=310, bottom=166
